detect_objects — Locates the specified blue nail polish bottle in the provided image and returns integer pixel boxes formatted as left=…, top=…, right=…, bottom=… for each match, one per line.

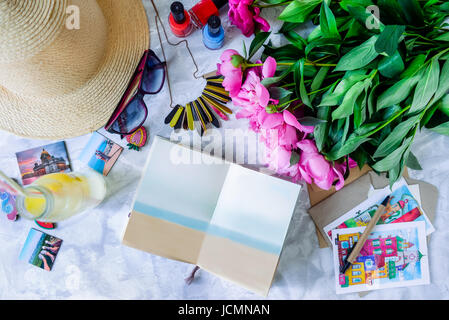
left=202, top=15, right=224, bottom=50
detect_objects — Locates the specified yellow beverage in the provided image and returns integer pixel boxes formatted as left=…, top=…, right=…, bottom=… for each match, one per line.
left=18, top=170, right=107, bottom=222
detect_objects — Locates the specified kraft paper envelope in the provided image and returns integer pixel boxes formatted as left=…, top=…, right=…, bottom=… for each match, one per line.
left=122, top=136, right=301, bottom=296
left=308, top=171, right=438, bottom=248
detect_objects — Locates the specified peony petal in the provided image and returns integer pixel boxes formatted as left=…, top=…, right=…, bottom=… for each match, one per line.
left=255, top=83, right=270, bottom=107
left=283, top=110, right=315, bottom=133
left=333, top=167, right=345, bottom=191
left=296, top=139, right=319, bottom=154
left=253, top=7, right=271, bottom=32
left=306, top=154, right=331, bottom=180
left=259, top=112, right=284, bottom=129
left=220, top=49, right=240, bottom=62
left=279, top=124, right=299, bottom=147
left=262, top=56, right=277, bottom=79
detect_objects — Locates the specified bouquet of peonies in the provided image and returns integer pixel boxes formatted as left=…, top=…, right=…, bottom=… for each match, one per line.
left=222, top=0, right=449, bottom=190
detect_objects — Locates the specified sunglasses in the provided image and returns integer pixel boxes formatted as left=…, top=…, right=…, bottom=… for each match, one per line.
left=105, top=49, right=166, bottom=135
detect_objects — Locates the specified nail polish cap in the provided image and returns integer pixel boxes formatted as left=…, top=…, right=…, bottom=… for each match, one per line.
left=207, top=15, right=221, bottom=35
left=212, top=0, right=228, bottom=10
left=170, top=2, right=186, bottom=24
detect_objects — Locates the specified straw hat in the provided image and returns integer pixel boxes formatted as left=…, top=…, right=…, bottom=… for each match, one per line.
left=0, top=0, right=149, bottom=139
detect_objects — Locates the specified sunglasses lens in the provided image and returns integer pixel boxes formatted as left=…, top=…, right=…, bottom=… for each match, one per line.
left=141, top=55, right=165, bottom=93
left=110, top=97, right=147, bottom=134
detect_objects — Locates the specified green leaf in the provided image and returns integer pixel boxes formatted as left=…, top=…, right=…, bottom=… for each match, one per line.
left=278, top=22, right=302, bottom=34
left=326, top=133, right=371, bottom=160
left=378, top=51, right=405, bottom=78
left=290, top=150, right=300, bottom=166
left=429, top=122, right=449, bottom=136
left=410, top=58, right=440, bottom=114
left=242, top=41, right=248, bottom=60
left=319, top=69, right=368, bottom=106
left=231, top=55, right=244, bottom=68
left=435, top=32, right=449, bottom=42
left=375, top=25, right=405, bottom=56
left=307, top=25, right=322, bottom=42
left=298, top=59, right=312, bottom=107
left=248, top=32, right=271, bottom=59
left=263, top=43, right=302, bottom=63
left=367, top=83, right=379, bottom=117
left=433, top=59, right=449, bottom=104
left=438, top=94, right=449, bottom=117
left=354, top=88, right=368, bottom=128
left=372, top=137, right=412, bottom=171
left=398, top=0, right=424, bottom=26
left=268, top=87, right=293, bottom=106
left=377, top=75, right=421, bottom=110
left=345, top=18, right=365, bottom=38
left=340, top=0, right=373, bottom=11
left=278, top=0, right=321, bottom=23
left=310, top=66, right=330, bottom=102
left=335, top=35, right=380, bottom=71
left=374, top=115, right=419, bottom=158
left=406, top=151, right=422, bottom=170
left=297, top=117, right=327, bottom=126
left=320, top=1, right=340, bottom=39
left=400, top=54, right=427, bottom=79
left=305, top=37, right=341, bottom=56
left=314, top=105, right=331, bottom=152
left=332, top=81, right=366, bottom=119
left=284, top=31, right=306, bottom=50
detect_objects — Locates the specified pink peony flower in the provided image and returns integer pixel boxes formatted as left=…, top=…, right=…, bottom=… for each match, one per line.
left=228, top=0, right=271, bottom=37
left=294, top=140, right=357, bottom=191
left=233, top=56, right=277, bottom=109
left=216, top=49, right=244, bottom=97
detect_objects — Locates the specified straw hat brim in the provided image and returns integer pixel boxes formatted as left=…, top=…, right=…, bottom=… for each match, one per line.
left=0, top=0, right=149, bottom=140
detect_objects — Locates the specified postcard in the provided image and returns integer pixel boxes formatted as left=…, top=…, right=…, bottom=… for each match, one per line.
left=16, top=141, right=71, bottom=185
left=332, top=221, right=430, bottom=294
left=79, top=132, right=123, bottom=176
left=19, top=228, right=63, bottom=271
left=323, top=178, right=435, bottom=242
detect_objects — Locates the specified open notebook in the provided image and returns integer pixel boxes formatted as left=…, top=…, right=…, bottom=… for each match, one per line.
left=122, top=136, right=301, bottom=295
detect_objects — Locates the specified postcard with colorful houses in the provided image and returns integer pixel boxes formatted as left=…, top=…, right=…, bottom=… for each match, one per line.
left=332, top=221, right=430, bottom=294
left=324, top=179, right=435, bottom=242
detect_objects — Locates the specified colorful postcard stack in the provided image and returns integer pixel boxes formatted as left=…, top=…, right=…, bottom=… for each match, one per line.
left=325, top=179, right=433, bottom=294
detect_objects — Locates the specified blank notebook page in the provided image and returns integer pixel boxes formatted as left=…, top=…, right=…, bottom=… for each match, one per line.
left=206, top=164, right=301, bottom=255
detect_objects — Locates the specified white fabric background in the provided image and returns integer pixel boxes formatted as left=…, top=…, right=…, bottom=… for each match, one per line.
left=0, top=0, right=448, bottom=300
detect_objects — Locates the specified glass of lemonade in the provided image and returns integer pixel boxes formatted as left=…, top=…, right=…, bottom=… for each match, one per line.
left=16, top=169, right=107, bottom=222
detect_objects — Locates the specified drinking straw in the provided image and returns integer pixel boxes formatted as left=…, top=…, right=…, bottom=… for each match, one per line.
left=0, top=170, right=27, bottom=197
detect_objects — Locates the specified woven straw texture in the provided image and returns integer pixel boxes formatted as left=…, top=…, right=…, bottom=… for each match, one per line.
left=0, top=0, right=149, bottom=139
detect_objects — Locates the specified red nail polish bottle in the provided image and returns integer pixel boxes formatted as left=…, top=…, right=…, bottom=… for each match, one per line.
left=169, top=1, right=193, bottom=37
left=188, top=0, right=228, bottom=29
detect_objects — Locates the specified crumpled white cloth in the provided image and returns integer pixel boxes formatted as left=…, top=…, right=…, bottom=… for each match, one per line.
left=0, top=0, right=448, bottom=300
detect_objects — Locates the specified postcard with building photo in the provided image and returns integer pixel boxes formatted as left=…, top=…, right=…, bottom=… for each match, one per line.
left=79, top=132, right=123, bottom=176
left=332, top=222, right=430, bottom=294
left=16, top=141, right=71, bottom=185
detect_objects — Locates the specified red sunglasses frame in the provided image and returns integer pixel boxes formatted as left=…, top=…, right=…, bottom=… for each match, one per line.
left=105, top=50, right=166, bottom=135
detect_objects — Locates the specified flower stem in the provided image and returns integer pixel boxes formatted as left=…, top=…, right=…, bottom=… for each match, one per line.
left=275, top=98, right=301, bottom=109
left=248, top=61, right=337, bottom=68
left=364, top=105, right=412, bottom=138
